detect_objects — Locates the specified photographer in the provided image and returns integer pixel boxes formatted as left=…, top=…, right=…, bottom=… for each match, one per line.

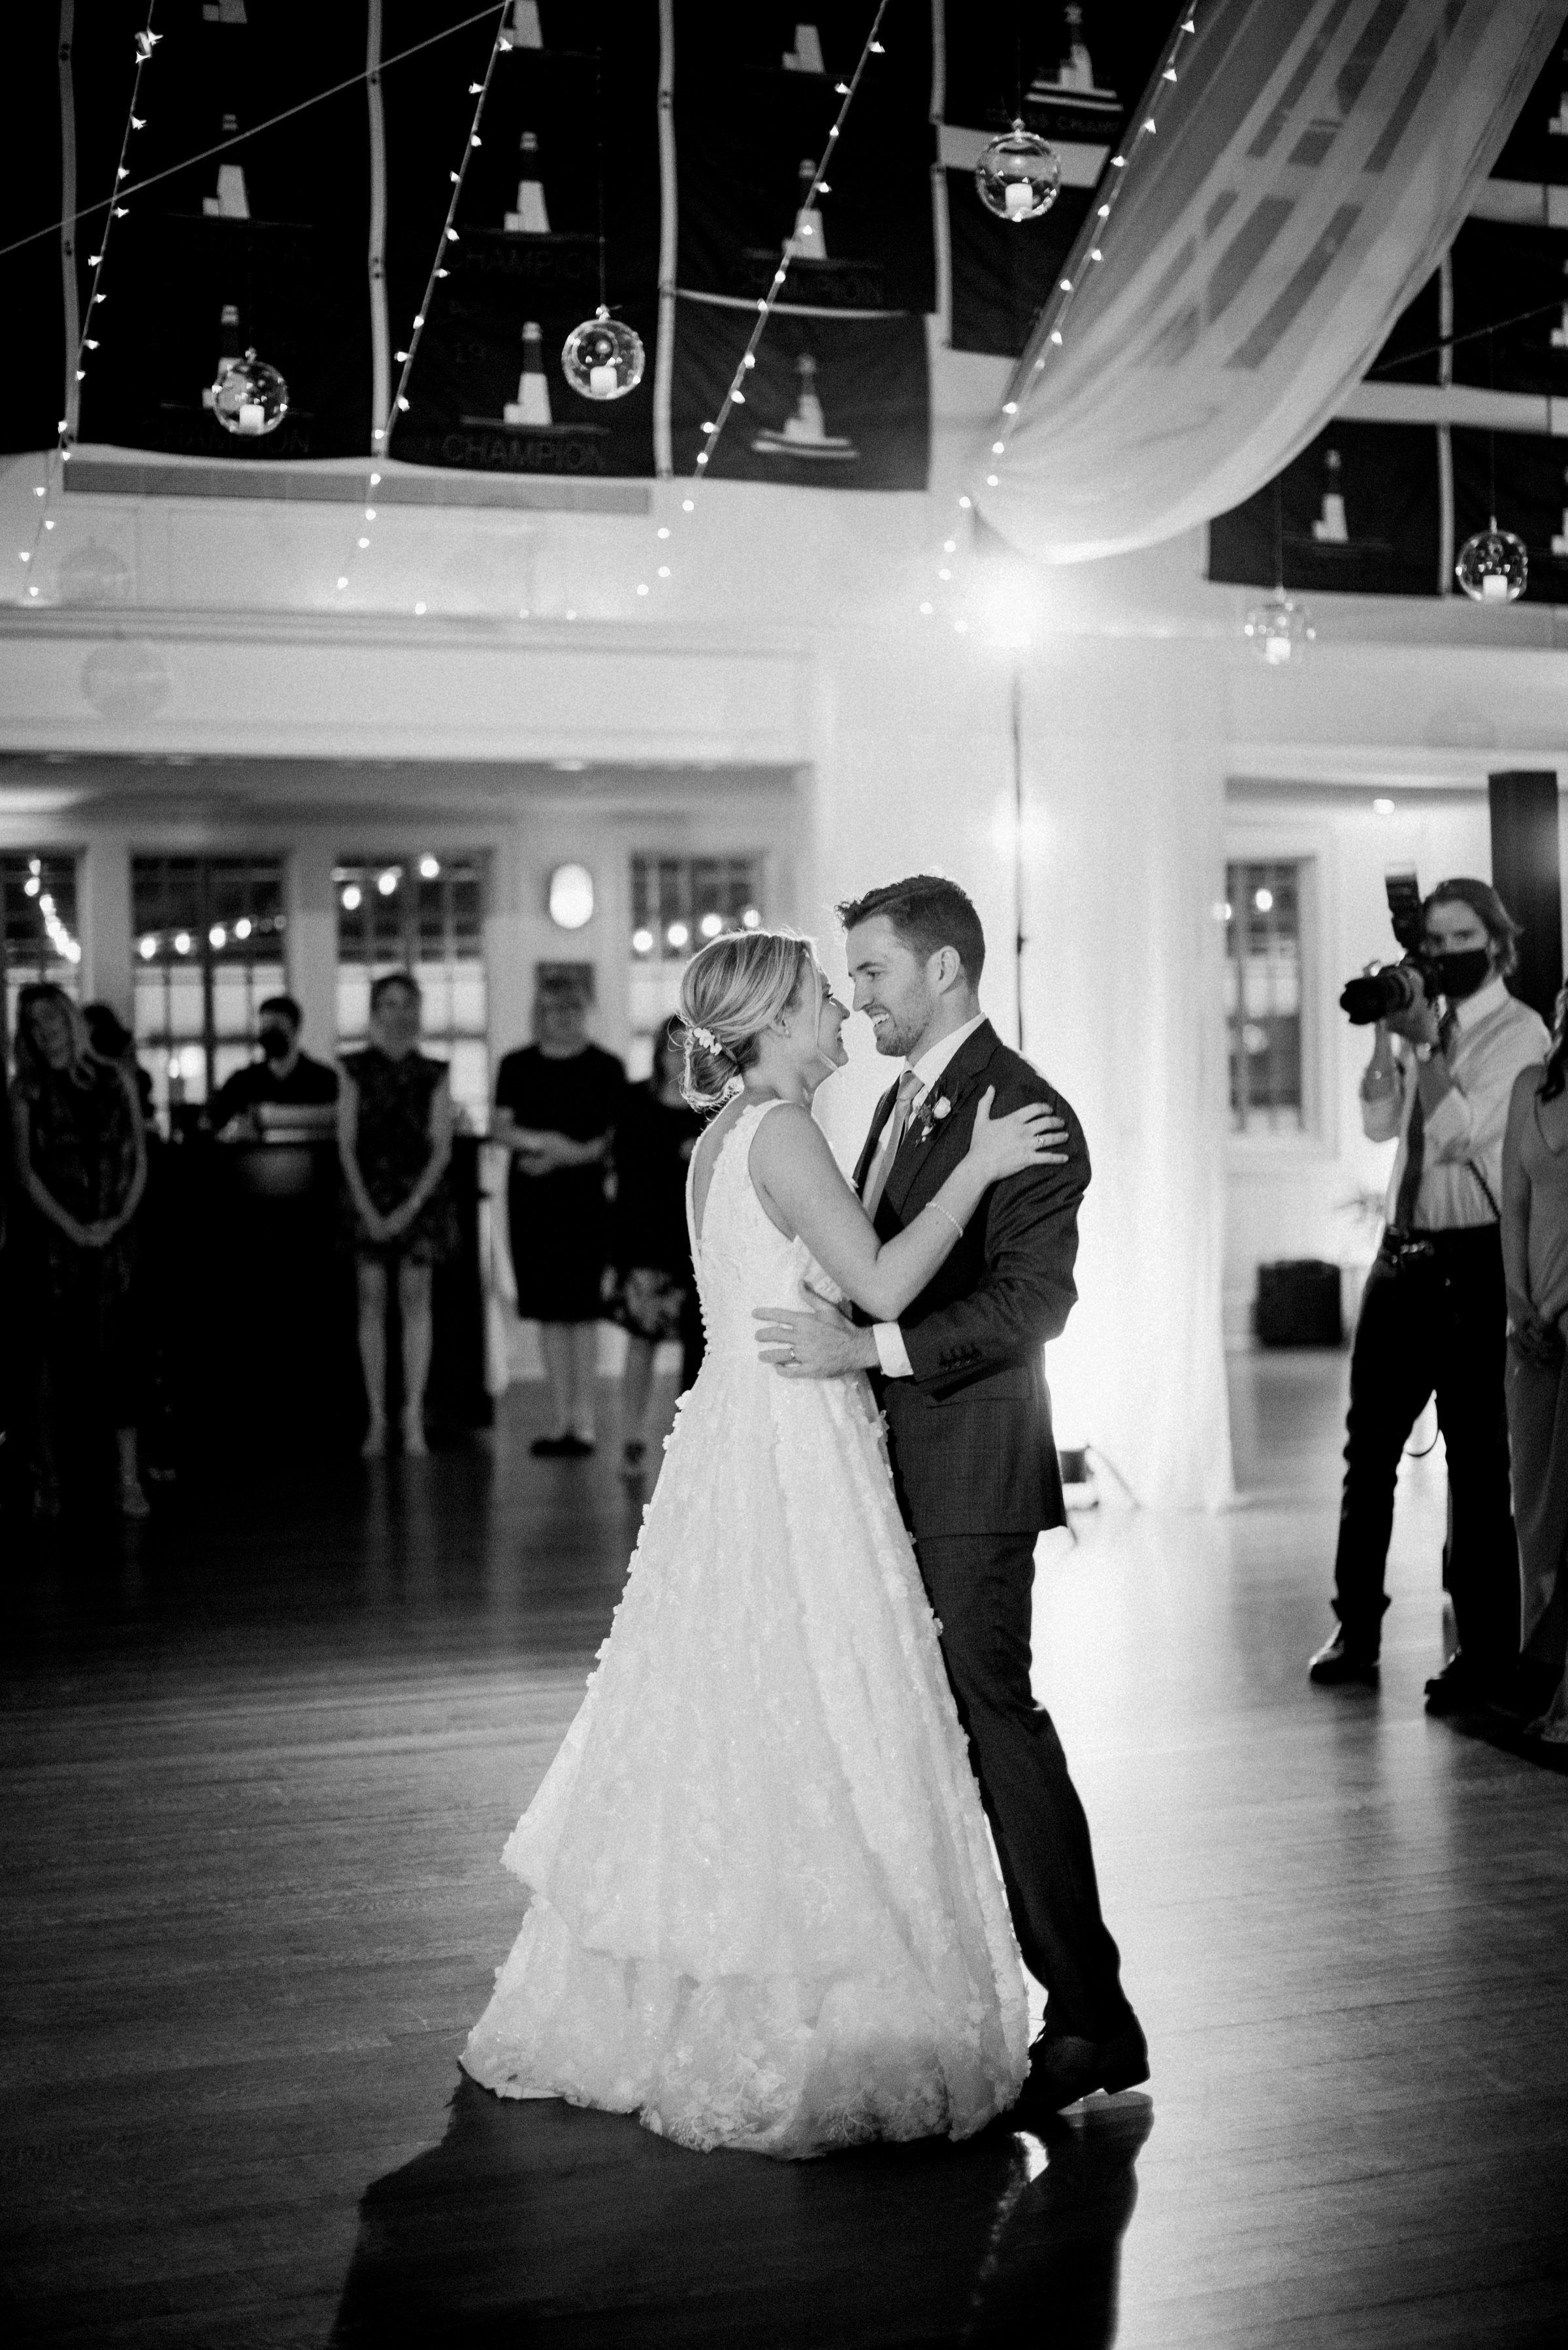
left=1310, top=879, right=1548, bottom=1711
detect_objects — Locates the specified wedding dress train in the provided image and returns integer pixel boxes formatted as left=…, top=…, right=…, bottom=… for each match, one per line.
left=461, top=1098, right=1028, bottom=2157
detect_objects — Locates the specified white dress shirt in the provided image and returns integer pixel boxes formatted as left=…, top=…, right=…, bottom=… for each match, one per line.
left=1364, top=974, right=1548, bottom=1230
left=869, top=1014, right=988, bottom=1379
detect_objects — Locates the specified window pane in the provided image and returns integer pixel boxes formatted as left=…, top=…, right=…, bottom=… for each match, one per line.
left=131, top=856, right=286, bottom=1113
left=1226, top=858, right=1305, bottom=1135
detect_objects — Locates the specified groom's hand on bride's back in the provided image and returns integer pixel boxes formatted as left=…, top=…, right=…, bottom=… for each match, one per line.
left=754, top=1303, right=880, bottom=1377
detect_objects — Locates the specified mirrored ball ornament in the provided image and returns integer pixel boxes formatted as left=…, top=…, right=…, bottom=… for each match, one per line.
left=1242, top=590, right=1315, bottom=668
left=974, top=120, right=1062, bottom=223
left=1454, top=525, right=1527, bottom=605
left=208, top=349, right=289, bottom=437
left=561, top=307, right=645, bottom=401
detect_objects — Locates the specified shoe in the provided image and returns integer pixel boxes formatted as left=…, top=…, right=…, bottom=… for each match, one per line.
left=1309, top=1634, right=1380, bottom=1688
left=531, top=1433, right=572, bottom=1457
left=1424, top=1657, right=1482, bottom=1716
left=1017, top=2017, right=1150, bottom=2116
left=560, top=1433, right=596, bottom=1458
left=118, top=1477, right=152, bottom=1520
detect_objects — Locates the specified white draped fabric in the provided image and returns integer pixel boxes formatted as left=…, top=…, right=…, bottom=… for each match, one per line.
left=981, top=0, right=1568, bottom=566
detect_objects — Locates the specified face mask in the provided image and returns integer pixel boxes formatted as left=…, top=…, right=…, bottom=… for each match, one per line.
left=259, top=1025, right=292, bottom=1062
left=1431, top=947, right=1492, bottom=1001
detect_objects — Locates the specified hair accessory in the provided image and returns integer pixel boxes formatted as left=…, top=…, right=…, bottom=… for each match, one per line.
left=689, top=1023, right=721, bottom=1055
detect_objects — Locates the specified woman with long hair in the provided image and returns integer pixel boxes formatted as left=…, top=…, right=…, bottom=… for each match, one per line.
left=338, top=971, right=455, bottom=1458
left=9, top=982, right=148, bottom=1518
left=462, top=928, right=1061, bottom=2156
left=1501, top=983, right=1568, bottom=1742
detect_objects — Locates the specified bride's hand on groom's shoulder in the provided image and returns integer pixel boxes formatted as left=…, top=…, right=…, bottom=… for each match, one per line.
left=966, top=1086, right=1069, bottom=1184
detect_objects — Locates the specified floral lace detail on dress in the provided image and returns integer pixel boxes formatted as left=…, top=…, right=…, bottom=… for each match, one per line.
left=461, top=1098, right=1028, bottom=2157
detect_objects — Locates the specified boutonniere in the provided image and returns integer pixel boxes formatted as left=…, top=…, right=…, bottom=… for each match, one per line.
left=915, top=1092, right=953, bottom=1144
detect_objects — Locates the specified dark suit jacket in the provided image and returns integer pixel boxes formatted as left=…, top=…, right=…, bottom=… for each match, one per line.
left=850, top=1020, right=1086, bottom=1539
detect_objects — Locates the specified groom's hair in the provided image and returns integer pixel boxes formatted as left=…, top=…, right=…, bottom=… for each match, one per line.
left=836, top=875, right=985, bottom=985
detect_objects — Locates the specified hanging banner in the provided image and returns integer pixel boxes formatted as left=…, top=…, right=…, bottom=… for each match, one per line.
left=674, top=0, right=934, bottom=319
left=940, top=2, right=1172, bottom=358
left=385, top=0, right=661, bottom=478
left=670, top=292, right=928, bottom=490
left=1209, top=419, right=1441, bottom=599
left=74, top=0, right=374, bottom=461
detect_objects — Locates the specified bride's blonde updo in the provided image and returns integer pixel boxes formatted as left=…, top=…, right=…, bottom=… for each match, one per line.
left=678, top=928, right=818, bottom=1111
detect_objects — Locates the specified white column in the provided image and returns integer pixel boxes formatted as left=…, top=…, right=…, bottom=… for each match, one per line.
left=287, top=837, right=338, bottom=1060
left=80, top=834, right=133, bottom=1020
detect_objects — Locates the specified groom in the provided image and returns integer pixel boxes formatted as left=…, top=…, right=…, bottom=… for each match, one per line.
left=755, top=874, right=1147, bottom=2112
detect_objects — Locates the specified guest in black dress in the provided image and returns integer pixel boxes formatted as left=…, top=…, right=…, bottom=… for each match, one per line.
left=606, top=1020, right=705, bottom=1478
left=9, top=984, right=148, bottom=1519
left=494, top=977, right=624, bottom=1458
left=338, top=972, right=455, bottom=1460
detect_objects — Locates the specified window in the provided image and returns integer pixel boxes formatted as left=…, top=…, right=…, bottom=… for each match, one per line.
left=335, top=855, right=488, bottom=1127
left=1, top=854, right=80, bottom=1047
left=628, top=854, right=763, bottom=1077
left=1225, top=858, right=1304, bottom=1134
left=132, top=857, right=286, bottom=1115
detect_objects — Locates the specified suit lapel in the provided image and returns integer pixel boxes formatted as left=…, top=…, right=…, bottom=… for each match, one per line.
left=883, top=1021, right=1002, bottom=1220
left=853, top=1079, right=902, bottom=1196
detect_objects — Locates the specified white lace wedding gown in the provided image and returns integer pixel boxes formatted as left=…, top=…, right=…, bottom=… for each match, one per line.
left=461, top=1098, right=1029, bottom=2157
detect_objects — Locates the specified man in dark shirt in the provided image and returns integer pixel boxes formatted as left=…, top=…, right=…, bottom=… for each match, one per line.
left=210, top=996, right=338, bottom=1134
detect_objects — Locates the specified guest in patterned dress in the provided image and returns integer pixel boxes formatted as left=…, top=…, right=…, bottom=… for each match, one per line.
left=606, top=1020, right=705, bottom=1478
left=9, top=983, right=148, bottom=1519
left=338, top=972, right=455, bottom=1459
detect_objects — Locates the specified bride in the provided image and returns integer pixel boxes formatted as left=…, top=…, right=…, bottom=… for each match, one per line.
left=461, top=928, right=1062, bottom=2157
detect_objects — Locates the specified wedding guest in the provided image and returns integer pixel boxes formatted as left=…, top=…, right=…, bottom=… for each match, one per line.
left=338, top=973, right=455, bottom=1459
left=1309, top=879, right=1548, bottom=1710
left=210, top=996, right=338, bottom=1134
left=1501, top=988, right=1568, bottom=1744
left=494, top=977, right=624, bottom=1458
left=606, top=1019, right=705, bottom=1477
left=83, top=1003, right=175, bottom=1481
left=9, top=983, right=149, bottom=1518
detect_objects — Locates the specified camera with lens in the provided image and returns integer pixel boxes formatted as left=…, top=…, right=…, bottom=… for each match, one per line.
left=1339, top=866, right=1438, bottom=1026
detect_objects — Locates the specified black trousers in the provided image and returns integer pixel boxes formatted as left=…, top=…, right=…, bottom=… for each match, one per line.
left=913, top=1531, right=1136, bottom=2043
left=1331, top=1226, right=1518, bottom=1676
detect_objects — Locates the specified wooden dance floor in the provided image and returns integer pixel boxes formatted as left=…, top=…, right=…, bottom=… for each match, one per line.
left=3, top=1354, right=1566, bottom=2348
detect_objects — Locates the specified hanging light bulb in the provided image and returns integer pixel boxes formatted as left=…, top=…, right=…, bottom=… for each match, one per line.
left=1243, top=589, right=1315, bottom=668
left=209, top=347, right=289, bottom=436
left=561, top=307, right=646, bottom=401
left=974, top=120, right=1062, bottom=223
left=1454, top=521, right=1527, bottom=604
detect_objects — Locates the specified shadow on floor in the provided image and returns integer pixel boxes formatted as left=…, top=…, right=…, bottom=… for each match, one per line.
left=330, top=2080, right=1154, bottom=2349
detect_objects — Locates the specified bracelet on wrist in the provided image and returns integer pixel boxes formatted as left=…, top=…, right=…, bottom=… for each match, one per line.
left=930, top=1199, right=964, bottom=1238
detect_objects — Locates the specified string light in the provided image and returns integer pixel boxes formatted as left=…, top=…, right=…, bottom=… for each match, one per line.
left=336, top=7, right=514, bottom=603
left=921, top=4, right=1203, bottom=623
left=16, top=7, right=161, bottom=606
left=639, top=0, right=893, bottom=610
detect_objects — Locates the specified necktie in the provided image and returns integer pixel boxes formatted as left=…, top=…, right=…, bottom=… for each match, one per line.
left=1392, top=1012, right=1457, bottom=1233
left=862, top=1069, right=924, bottom=1220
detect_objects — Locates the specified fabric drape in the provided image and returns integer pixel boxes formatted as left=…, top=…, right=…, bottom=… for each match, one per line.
left=983, top=0, right=1568, bottom=566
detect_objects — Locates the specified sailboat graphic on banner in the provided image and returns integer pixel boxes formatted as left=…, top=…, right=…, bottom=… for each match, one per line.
left=1025, top=6, right=1120, bottom=137
left=751, top=353, right=857, bottom=463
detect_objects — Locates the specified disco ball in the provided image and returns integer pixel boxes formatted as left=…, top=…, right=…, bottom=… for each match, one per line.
left=561, top=307, right=645, bottom=401
left=1242, top=590, right=1315, bottom=668
left=1454, top=525, right=1527, bottom=605
left=974, top=120, right=1062, bottom=223
left=209, top=348, right=289, bottom=436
